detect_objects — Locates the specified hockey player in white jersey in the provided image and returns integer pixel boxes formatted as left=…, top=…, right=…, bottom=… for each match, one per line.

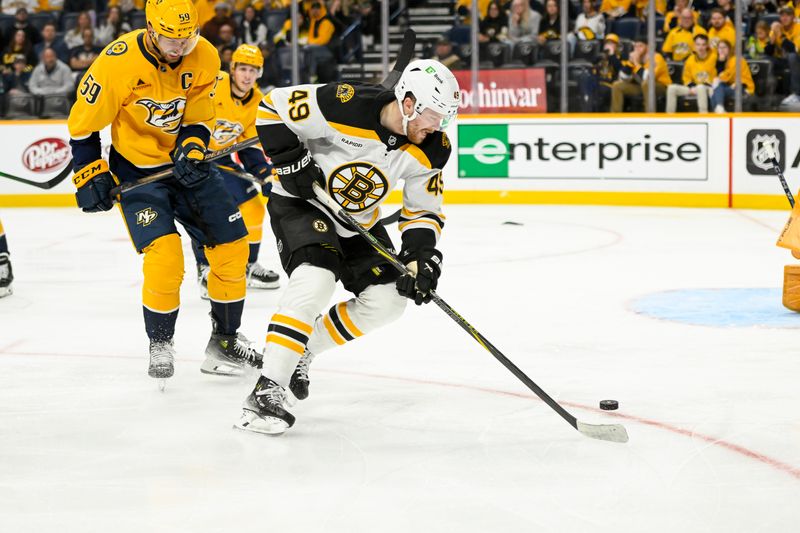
left=234, top=60, right=459, bottom=435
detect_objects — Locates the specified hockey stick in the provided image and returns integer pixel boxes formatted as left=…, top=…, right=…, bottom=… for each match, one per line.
left=108, top=136, right=263, bottom=198
left=380, top=29, right=416, bottom=89
left=763, top=143, right=795, bottom=208
left=311, top=183, right=629, bottom=443
left=0, top=160, right=74, bottom=190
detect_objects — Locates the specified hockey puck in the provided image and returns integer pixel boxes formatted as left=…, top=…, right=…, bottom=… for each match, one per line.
left=599, top=400, right=619, bottom=411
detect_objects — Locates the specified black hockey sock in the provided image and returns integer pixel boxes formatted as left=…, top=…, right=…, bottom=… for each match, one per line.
left=210, top=299, right=244, bottom=336
left=143, top=307, right=179, bottom=342
left=0, top=234, right=8, bottom=255
left=248, top=242, right=260, bottom=264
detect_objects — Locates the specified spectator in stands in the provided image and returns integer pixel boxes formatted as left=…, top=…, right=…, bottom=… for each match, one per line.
left=202, top=2, right=238, bottom=43
left=194, top=0, right=217, bottom=28
left=710, top=39, right=754, bottom=112
left=304, top=1, right=337, bottom=82
left=633, top=0, right=666, bottom=20
left=610, top=37, right=671, bottom=111
left=707, top=8, right=736, bottom=51
left=663, top=0, right=698, bottom=35
left=569, top=0, right=605, bottom=55
left=219, top=44, right=235, bottom=72
left=749, top=0, right=775, bottom=20
left=256, top=42, right=282, bottom=90
left=747, top=20, right=770, bottom=59
left=215, top=22, right=239, bottom=49
left=274, top=9, right=308, bottom=46
left=662, top=8, right=706, bottom=62
left=2, top=54, right=31, bottom=95
left=63, top=0, right=95, bottom=17
left=106, top=0, right=146, bottom=17
left=479, top=1, right=508, bottom=44
left=28, top=47, right=73, bottom=98
left=64, top=12, right=95, bottom=50
left=769, top=6, right=800, bottom=104
left=69, top=28, right=101, bottom=79
left=358, top=0, right=379, bottom=46
left=666, top=33, right=717, bottom=112
left=327, top=0, right=355, bottom=30
left=508, top=0, right=541, bottom=44
left=577, top=33, right=622, bottom=111
left=34, top=22, right=69, bottom=65
left=600, top=0, right=631, bottom=21
left=3, top=29, right=36, bottom=72
left=456, top=0, right=491, bottom=25
left=10, top=8, right=41, bottom=46
left=716, top=0, right=736, bottom=22
left=432, top=37, right=465, bottom=70
left=240, top=5, right=268, bottom=48
left=537, top=0, right=561, bottom=44
left=96, top=7, right=132, bottom=47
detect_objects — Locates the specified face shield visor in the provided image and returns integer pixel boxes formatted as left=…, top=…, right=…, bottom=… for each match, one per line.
left=154, top=29, right=199, bottom=59
left=415, top=107, right=455, bottom=131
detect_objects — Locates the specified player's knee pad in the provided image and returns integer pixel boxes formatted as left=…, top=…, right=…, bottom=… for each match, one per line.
left=783, top=264, right=800, bottom=312
left=205, top=237, right=248, bottom=302
left=356, top=282, right=407, bottom=328
left=142, top=233, right=184, bottom=312
left=278, top=264, right=337, bottom=317
left=239, top=196, right=265, bottom=244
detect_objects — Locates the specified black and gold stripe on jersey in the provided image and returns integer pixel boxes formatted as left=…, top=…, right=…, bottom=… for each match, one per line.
left=322, top=302, right=363, bottom=346
left=266, top=313, right=313, bottom=354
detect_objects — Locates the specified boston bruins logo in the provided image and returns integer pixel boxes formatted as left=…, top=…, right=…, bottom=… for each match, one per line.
left=336, top=83, right=354, bottom=103
left=136, top=97, right=186, bottom=134
left=329, top=162, right=388, bottom=213
left=212, top=119, right=244, bottom=146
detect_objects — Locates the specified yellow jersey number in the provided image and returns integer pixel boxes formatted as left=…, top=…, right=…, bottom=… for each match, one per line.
left=426, top=172, right=443, bottom=196
left=288, top=90, right=310, bottom=122
left=79, top=74, right=102, bottom=105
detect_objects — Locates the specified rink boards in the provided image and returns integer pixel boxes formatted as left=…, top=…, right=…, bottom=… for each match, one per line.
left=1, top=114, right=799, bottom=209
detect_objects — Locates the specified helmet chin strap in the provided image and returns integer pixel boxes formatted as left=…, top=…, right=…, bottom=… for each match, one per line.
left=397, top=99, right=418, bottom=137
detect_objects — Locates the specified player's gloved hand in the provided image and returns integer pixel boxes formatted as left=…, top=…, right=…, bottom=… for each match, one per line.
left=171, top=139, right=210, bottom=188
left=396, top=247, right=443, bottom=305
left=254, top=166, right=273, bottom=197
left=273, top=146, right=325, bottom=200
left=73, top=159, right=117, bottom=213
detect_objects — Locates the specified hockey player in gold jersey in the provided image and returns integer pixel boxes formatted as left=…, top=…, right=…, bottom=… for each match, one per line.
left=0, top=217, right=12, bottom=298
left=234, top=60, right=459, bottom=434
left=192, top=44, right=280, bottom=298
left=67, top=0, right=262, bottom=384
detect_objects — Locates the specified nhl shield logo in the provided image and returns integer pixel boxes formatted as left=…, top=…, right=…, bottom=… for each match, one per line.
left=747, top=129, right=786, bottom=175
left=329, top=162, right=389, bottom=213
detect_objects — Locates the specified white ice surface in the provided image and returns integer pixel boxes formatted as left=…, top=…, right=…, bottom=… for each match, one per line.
left=1, top=205, right=799, bottom=532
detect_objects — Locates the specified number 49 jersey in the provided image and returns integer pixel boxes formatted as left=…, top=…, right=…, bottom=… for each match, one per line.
left=256, top=82, right=451, bottom=241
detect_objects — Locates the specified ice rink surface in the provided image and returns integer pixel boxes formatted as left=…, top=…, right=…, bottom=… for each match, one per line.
left=1, top=204, right=799, bottom=532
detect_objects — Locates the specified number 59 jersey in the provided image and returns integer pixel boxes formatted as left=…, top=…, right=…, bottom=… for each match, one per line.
left=256, top=82, right=451, bottom=241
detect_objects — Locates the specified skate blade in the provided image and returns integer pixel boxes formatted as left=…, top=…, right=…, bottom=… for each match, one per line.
left=158, top=379, right=167, bottom=392
left=233, top=410, right=289, bottom=435
left=0, top=286, right=12, bottom=298
left=247, top=280, right=280, bottom=290
left=200, top=359, right=246, bottom=377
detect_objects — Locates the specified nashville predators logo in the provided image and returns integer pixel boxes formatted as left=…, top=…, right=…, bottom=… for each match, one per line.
left=212, top=119, right=244, bottom=146
left=336, top=83, right=354, bottom=103
left=329, top=162, right=388, bottom=213
left=135, top=207, right=158, bottom=226
left=675, top=42, right=690, bottom=57
left=695, top=71, right=710, bottom=84
left=136, top=97, right=186, bottom=134
left=106, top=41, right=128, bottom=56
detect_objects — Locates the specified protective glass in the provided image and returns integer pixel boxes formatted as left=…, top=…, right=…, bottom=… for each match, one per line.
left=156, top=32, right=199, bottom=58
left=416, top=107, right=454, bottom=131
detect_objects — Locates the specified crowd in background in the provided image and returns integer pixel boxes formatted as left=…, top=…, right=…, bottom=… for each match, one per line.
left=1, top=0, right=799, bottom=117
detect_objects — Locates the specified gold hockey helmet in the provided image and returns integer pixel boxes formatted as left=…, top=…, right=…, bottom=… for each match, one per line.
left=146, top=0, right=200, bottom=57
left=232, top=44, right=264, bottom=70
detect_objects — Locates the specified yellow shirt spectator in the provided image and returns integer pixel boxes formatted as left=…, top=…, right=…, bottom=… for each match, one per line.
left=622, top=51, right=671, bottom=87
left=600, top=0, right=632, bottom=17
left=708, top=22, right=736, bottom=50
left=718, top=55, right=755, bottom=94
left=682, top=49, right=717, bottom=86
left=194, top=0, right=217, bottom=28
left=663, top=24, right=707, bottom=61
left=662, top=8, right=698, bottom=33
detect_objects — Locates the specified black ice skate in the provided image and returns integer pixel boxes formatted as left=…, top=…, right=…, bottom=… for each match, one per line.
left=0, top=253, right=13, bottom=298
left=234, top=376, right=295, bottom=435
left=197, top=263, right=210, bottom=300
left=149, top=340, right=175, bottom=391
left=246, top=262, right=280, bottom=289
left=287, top=351, right=315, bottom=405
left=201, top=330, right=263, bottom=377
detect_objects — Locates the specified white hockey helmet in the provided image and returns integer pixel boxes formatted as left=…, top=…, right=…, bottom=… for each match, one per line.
left=394, top=59, right=460, bottom=135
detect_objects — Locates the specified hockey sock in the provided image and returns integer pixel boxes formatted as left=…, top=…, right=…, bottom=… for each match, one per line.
left=248, top=242, right=260, bottom=264
left=210, top=299, right=244, bottom=336
left=307, top=283, right=406, bottom=355
left=0, top=218, right=8, bottom=255
left=191, top=238, right=209, bottom=267
left=262, top=265, right=336, bottom=387
left=143, top=307, right=179, bottom=343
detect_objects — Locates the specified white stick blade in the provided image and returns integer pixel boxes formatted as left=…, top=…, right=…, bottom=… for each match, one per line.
left=576, top=421, right=629, bottom=443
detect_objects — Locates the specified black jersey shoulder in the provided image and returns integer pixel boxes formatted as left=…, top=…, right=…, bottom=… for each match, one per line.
left=417, top=130, right=452, bottom=170
left=315, top=82, right=393, bottom=130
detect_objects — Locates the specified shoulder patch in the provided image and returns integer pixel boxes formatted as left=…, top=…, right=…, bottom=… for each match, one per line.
left=442, top=132, right=450, bottom=150
left=106, top=41, right=128, bottom=56
left=336, top=83, right=355, bottom=103
left=418, top=131, right=452, bottom=171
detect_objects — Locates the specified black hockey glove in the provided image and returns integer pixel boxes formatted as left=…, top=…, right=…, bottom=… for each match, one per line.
left=273, top=146, right=325, bottom=200
left=396, top=247, right=443, bottom=305
left=171, top=140, right=210, bottom=188
left=73, top=159, right=116, bottom=213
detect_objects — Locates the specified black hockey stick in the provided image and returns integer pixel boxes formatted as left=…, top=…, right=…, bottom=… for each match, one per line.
left=380, top=29, right=416, bottom=90
left=108, top=136, right=262, bottom=198
left=763, top=143, right=795, bottom=207
left=311, top=183, right=629, bottom=443
left=0, top=160, right=74, bottom=190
